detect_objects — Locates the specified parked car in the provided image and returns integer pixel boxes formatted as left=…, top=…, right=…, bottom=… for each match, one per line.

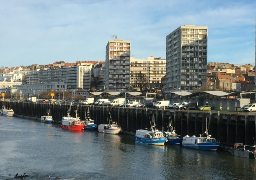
left=174, top=102, right=188, bottom=109
left=126, top=101, right=139, bottom=107
left=168, top=103, right=179, bottom=109
left=183, top=103, right=198, bottom=110
left=199, top=105, right=212, bottom=111
left=133, top=102, right=144, bottom=107
left=240, top=104, right=250, bottom=112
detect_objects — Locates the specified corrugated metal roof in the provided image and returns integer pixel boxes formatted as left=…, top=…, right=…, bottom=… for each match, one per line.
left=106, top=92, right=121, bottom=96
left=204, top=91, right=230, bottom=96
left=127, top=92, right=142, bottom=96
left=172, top=91, right=192, bottom=96
left=90, top=92, right=103, bottom=96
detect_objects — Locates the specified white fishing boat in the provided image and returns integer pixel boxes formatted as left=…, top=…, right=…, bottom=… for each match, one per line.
left=182, top=117, right=220, bottom=151
left=98, top=112, right=122, bottom=134
left=1, top=105, right=14, bottom=117
left=135, top=115, right=167, bottom=146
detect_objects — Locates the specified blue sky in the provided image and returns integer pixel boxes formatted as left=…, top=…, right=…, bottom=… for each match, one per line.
left=0, top=0, right=255, bottom=68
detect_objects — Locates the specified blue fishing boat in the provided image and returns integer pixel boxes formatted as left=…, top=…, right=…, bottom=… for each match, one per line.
left=135, top=115, right=167, bottom=146
left=84, top=107, right=97, bottom=130
left=41, top=109, right=53, bottom=124
left=182, top=133, right=220, bottom=150
left=164, top=119, right=181, bottom=145
left=182, top=118, right=219, bottom=151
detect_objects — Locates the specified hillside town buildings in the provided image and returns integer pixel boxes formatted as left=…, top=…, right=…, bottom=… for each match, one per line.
left=0, top=24, right=255, bottom=98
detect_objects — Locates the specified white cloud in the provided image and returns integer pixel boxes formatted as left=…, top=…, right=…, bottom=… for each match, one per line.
left=0, top=0, right=255, bottom=67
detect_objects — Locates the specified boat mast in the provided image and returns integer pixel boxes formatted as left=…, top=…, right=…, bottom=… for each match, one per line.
left=205, top=117, right=208, bottom=134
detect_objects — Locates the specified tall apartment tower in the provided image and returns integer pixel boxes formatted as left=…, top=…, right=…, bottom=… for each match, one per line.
left=105, top=36, right=131, bottom=91
left=166, top=25, right=208, bottom=92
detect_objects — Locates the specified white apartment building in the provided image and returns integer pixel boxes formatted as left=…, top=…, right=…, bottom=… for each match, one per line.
left=166, top=25, right=208, bottom=92
left=23, top=63, right=93, bottom=91
left=130, top=56, right=166, bottom=91
left=105, top=36, right=130, bottom=91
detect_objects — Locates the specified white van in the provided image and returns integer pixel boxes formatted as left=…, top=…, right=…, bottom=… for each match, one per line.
left=110, top=98, right=126, bottom=106
left=155, top=101, right=170, bottom=109
left=243, top=103, right=256, bottom=112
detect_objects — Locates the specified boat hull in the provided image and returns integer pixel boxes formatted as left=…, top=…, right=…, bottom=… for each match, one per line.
left=44, top=120, right=53, bottom=124
left=84, top=124, right=97, bottom=130
left=4, top=113, right=14, bottom=117
left=61, top=124, right=84, bottom=131
left=105, top=128, right=122, bottom=134
left=182, top=142, right=220, bottom=151
left=166, top=138, right=181, bottom=145
left=135, top=137, right=167, bottom=146
left=233, top=149, right=255, bottom=159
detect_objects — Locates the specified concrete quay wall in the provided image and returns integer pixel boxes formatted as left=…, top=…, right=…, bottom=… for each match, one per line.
left=1, top=101, right=256, bottom=147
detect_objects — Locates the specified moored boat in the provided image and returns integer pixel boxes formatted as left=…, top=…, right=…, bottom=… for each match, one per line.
left=182, top=133, right=220, bottom=150
left=1, top=105, right=14, bottom=117
left=61, top=110, right=84, bottom=131
left=135, top=115, right=167, bottom=146
left=182, top=117, right=219, bottom=150
left=164, top=130, right=181, bottom=145
left=164, top=119, right=181, bottom=145
left=84, top=107, right=97, bottom=130
left=98, top=112, right=122, bottom=134
left=41, top=109, right=53, bottom=124
left=232, top=143, right=255, bottom=159
left=41, top=115, right=53, bottom=124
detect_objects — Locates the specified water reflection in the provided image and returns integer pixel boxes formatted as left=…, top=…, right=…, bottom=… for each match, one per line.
left=1, top=116, right=256, bottom=180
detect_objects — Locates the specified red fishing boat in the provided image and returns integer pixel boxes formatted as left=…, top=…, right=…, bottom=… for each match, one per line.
left=61, top=110, right=84, bottom=131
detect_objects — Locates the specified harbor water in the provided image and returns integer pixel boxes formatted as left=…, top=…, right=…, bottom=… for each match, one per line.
left=0, top=116, right=256, bottom=180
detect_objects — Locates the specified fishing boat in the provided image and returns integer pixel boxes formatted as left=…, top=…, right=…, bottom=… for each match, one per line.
left=182, top=118, right=220, bottom=151
left=98, top=112, right=122, bottom=134
left=41, top=109, right=53, bottom=124
left=61, top=110, right=84, bottom=131
left=232, top=143, right=255, bottom=159
left=164, top=118, right=181, bottom=145
left=1, top=105, right=14, bottom=117
left=135, top=115, right=167, bottom=146
left=84, top=107, right=97, bottom=130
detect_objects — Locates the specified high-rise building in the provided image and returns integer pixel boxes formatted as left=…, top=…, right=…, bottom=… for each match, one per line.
left=105, top=36, right=131, bottom=91
left=166, top=25, right=208, bottom=92
left=130, top=56, right=166, bottom=91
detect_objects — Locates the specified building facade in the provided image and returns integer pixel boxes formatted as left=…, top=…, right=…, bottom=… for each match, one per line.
left=130, top=56, right=166, bottom=91
left=166, top=25, right=208, bottom=92
left=105, top=36, right=131, bottom=91
left=23, top=63, right=93, bottom=91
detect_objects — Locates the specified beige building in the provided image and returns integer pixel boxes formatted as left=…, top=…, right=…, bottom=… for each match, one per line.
left=166, top=25, right=208, bottom=92
left=130, top=56, right=166, bottom=91
left=105, top=36, right=131, bottom=91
